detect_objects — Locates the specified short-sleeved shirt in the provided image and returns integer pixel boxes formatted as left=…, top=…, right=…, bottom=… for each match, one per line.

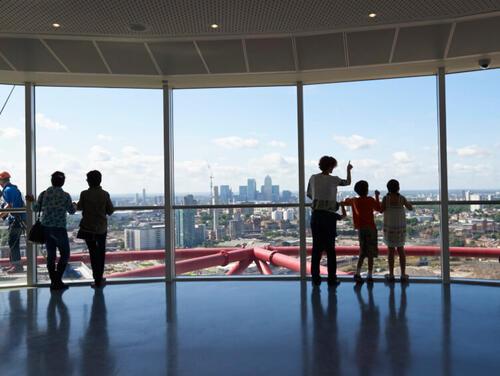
left=77, top=186, right=114, bottom=234
left=344, top=196, right=382, bottom=230
left=307, top=173, right=349, bottom=212
left=33, top=186, right=76, bottom=228
left=2, top=183, right=26, bottom=224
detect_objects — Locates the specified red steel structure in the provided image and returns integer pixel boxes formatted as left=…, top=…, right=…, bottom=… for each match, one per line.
left=3, top=245, right=498, bottom=279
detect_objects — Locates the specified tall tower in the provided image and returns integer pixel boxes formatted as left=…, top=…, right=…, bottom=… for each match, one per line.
left=142, top=188, right=146, bottom=205
left=247, top=178, right=257, bottom=201
left=263, top=175, right=273, bottom=201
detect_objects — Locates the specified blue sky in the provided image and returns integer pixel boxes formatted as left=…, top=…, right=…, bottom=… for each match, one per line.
left=0, top=69, right=499, bottom=196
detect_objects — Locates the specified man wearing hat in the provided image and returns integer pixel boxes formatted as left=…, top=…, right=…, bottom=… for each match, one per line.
left=0, top=171, right=26, bottom=274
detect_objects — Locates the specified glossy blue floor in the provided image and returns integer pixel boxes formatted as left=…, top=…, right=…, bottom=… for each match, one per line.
left=0, top=281, right=498, bottom=376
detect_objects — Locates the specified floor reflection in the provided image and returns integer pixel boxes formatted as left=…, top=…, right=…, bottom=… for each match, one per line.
left=385, top=283, right=411, bottom=376
left=80, top=290, right=115, bottom=376
left=27, top=291, right=73, bottom=376
left=311, top=286, right=340, bottom=375
left=354, top=283, right=380, bottom=376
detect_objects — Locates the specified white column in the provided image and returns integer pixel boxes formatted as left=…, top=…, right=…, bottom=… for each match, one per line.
left=163, top=81, right=176, bottom=281
left=437, top=67, right=450, bottom=284
left=25, top=83, right=37, bottom=286
left=297, top=82, right=307, bottom=279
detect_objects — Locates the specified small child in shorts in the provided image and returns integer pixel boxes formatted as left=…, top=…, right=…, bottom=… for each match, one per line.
left=342, top=180, right=382, bottom=283
left=381, top=179, right=413, bottom=282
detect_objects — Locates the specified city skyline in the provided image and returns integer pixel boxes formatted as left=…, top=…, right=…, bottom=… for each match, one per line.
left=0, top=69, right=499, bottom=196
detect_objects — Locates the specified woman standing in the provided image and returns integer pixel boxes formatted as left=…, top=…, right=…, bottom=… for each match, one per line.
left=26, top=171, right=76, bottom=290
left=307, top=156, right=352, bottom=286
left=76, top=170, right=114, bottom=288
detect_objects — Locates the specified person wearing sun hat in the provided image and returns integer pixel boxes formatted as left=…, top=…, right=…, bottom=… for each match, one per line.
left=0, top=171, right=26, bottom=274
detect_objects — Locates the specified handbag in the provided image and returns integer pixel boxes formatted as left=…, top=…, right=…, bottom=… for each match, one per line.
left=28, top=192, right=46, bottom=244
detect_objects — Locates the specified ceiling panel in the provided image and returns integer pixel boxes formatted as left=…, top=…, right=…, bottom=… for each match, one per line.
left=45, top=39, right=108, bottom=73
left=0, top=38, right=65, bottom=72
left=148, top=42, right=207, bottom=75
left=347, top=29, right=395, bottom=66
left=0, top=55, right=13, bottom=71
left=197, top=40, right=246, bottom=73
left=97, top=42, right=157, bottom=75
left=393, top=24, right=451, bottom=62
left=0, top=0, right=499, bottom=37
left=245, top=38, right=295, bottom=72
left=296, top=33, right=345, bottom=70
left=448, top=16, right=500, bottom=57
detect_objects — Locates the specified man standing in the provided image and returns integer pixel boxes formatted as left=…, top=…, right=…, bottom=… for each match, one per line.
left=0, top=171, right=26, bottom=274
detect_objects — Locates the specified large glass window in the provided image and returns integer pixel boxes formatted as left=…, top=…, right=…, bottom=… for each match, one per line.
left=35, top=87, right=164, bottom=282
left=447, top=69, right=500, bottom=280
left=174, top=87, right=299, bottom=276
left=0, top=84, right=26, bottom=286
left=304, top=77, right=440, bottom=278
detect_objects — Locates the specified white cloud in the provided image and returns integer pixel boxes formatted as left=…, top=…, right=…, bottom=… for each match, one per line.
left=121, top=146, right=140, bottom=156
left=35, top=113, right=67, bottom=130
left=0, top=127, right=21, bottom=139
left=333, top=134, right=377, bottom=150
left=455, top=145, right=491, bottom=157
left=351, top=158, right=381, bottom=169
left=268, top=140, right=287, bottom=148
left=212, top=136, right=259, bottom=149
left=393, top=151, right=413, bottom=164
left=97, top=134, right=112, bottom=142
left=89, top=145, right=112, bottom=162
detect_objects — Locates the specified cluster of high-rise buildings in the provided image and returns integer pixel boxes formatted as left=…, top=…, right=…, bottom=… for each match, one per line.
left=217, top=175, right=295, bottom=204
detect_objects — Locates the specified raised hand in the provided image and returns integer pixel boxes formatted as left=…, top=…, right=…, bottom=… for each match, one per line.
left=347, top=160, right=353, bottom=171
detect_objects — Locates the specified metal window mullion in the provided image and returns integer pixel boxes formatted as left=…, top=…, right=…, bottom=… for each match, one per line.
left=297, top=82, right=307, bottom=280
left=437, top=68, right=450, bottom=284
left=25, top=83, right=37, bottom=286
left=163, top=81, right=176, bottom=281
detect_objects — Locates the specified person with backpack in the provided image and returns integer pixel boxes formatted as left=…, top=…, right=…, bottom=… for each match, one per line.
left=0, top=171, right=26, bottom=274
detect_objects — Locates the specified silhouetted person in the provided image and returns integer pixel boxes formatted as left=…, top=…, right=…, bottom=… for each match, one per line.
left=26, top=171, right=77, bottom=290
left=311, top=288, right=341, bottom=375
left=81, top=290, right=115, bottom=375
left=0, top=171, right=26, bottom=274
left=385, top=284, right=411, bottom=376
left=354, top=284, right=380, bottom=376
left=76, top=170, right=114, bottom=288
left=307, top=156, right=352, bottom=286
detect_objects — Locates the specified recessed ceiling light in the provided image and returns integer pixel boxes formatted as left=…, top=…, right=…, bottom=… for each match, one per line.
left=368, top=13, right=377, bottom=18
left=210, top=24, right=219, bottom=29
left=52, top=23, right=61, bottom=28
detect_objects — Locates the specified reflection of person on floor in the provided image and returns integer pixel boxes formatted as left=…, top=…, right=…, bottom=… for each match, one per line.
left=354, top=283, right=380, bottom=376
left=27, top=292, right=73, bottom=376
left=385, top=283, right=411, bottom=376
left=311, top=288, right=340, bottom=375
left=0, top=291, right=27, bottom=362
left=81, top=289, right=115, bottom=376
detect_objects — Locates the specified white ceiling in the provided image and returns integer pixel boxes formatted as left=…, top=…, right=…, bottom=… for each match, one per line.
left=0, top=1, right=499, bottom=87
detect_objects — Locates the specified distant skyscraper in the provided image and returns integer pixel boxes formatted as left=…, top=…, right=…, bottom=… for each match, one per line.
left=239, top=186, right=248, bottom=202
left=263, top=175, right=273, bottom=201
left=271, top=185, right=280, bottom=202
left=182, top=195, right=197, bottom=247
left=220, top=185, right=232, bottom=204
left=142, top=188, right=146, bottom=204
left=247, top=178, right=257, bottom=201
left=282, top=190, right=292, bottom=202
left=135, top=193, right=140, bottom=205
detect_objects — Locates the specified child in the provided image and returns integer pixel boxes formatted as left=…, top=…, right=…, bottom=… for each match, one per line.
left=381, top=179, right=413, bottom=282
left=343, top=180, right=381, bottom=283
left=307, top=156, right=352, bottom=286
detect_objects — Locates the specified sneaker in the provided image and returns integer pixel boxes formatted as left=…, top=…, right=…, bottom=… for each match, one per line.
left=328, top=279, right=341, bottom=288
left=50, top=282, right=69, bottom=291
left=353, top=274, right=363, bottom=284
left=366, top=276, right=374, bottom=283
left=401, top=274, right=410, bottom=283
left=6, top=265, right=24, bottom=274
left=384, top=274, right=396, bottom=283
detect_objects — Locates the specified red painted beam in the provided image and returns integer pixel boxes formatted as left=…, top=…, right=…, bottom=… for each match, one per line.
left=256, top=259, right=273, bottom=275
left=253, top=247, right=334, bottom=275
left=226, top=258, right=254, bottom=275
